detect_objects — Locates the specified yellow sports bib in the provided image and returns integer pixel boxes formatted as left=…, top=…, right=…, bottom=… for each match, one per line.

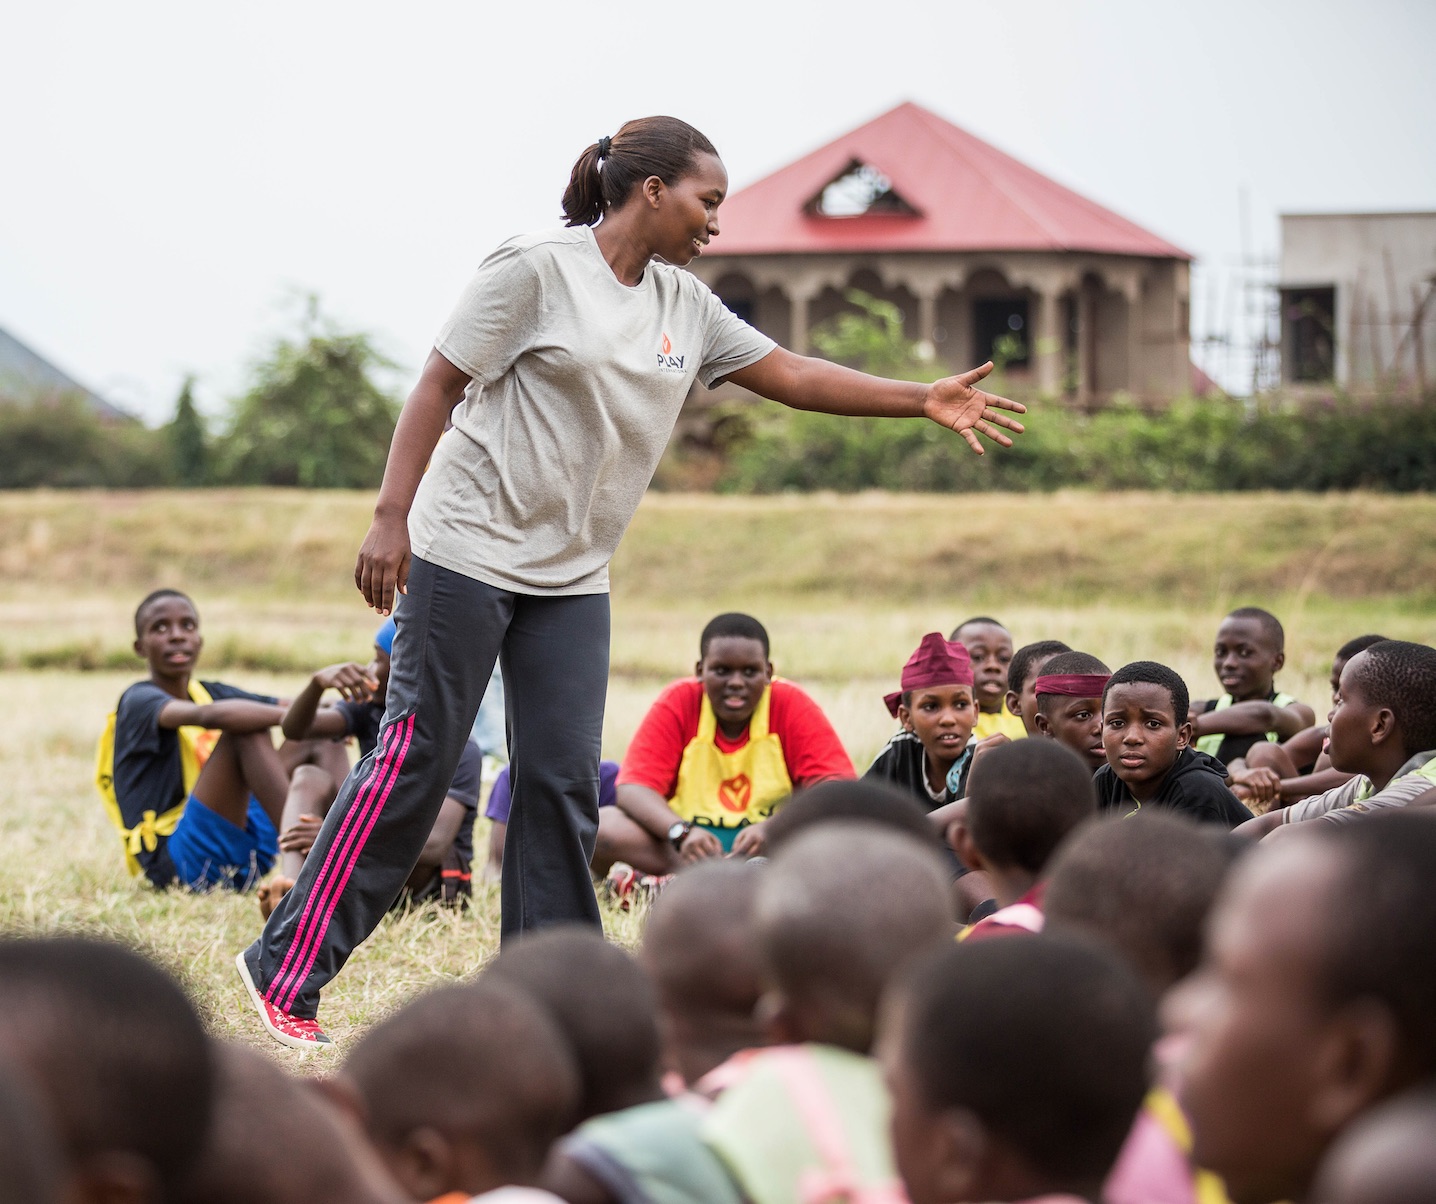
left=671, top=686, right=793, bottom=839
left=95, top=681, right=218, bottom=876
left=1195, top=692, right=1295, bottom=758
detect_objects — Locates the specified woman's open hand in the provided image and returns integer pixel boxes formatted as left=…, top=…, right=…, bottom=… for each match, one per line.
left=922, top=361, right=1027, bottom=455
left=355, top=513, right=411, bottom=616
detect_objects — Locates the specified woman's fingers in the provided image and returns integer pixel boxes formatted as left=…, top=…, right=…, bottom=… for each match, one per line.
left=983, top=407, right=1026, bottom=432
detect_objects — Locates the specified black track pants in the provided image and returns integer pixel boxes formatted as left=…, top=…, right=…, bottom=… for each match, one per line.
left=242, top=557, right=608, bottom=1018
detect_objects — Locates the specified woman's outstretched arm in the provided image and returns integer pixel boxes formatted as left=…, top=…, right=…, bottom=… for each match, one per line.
left=355, top=349, right=473, bottom=614
left=725, top=348, right=1026, bottom=455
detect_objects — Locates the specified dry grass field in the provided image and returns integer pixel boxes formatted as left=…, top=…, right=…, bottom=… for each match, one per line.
left=1, top=489, right=1432, bottom=1070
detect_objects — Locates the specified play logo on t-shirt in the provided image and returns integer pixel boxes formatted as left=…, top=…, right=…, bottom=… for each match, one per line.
left=657, top=332, right=686, bottom=371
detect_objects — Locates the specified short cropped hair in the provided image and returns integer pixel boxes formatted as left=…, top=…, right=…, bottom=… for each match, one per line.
left=1225, top=606, right=1285, bottom=649
left=700, top=612, right=770, bottom=658
left=0, top=938, right=214, bottom=1194
left=950, top=615, right=1008, bottom=639
left=134, top=587, right=195, bottom=635
left=1044, top=813, right=1245, bottom=995
left=1008, top=640, right=1072, bottom=697
left=764, top=778, right=943, bottom=857
left=342, top=981, right=578, bottom=1180
left=643, top=861, right=764, bottom=1016
left=181, top=1043, right=413, bottom=1204
left=483, top=927, right=662, bottom=1121
left=758, top=824, right=952, bottom=1051
left=1104, top=661, right=1190, bottom=726
left=1347, top=640, right=1436, bottom=753
left=966, top=740, right=1097, bottom=874
left=1336, top=633, right=1389, bottom=663
left=0, top=1061, right=60, bottom=1204
left=1034, top=651, right=1113, bottom=715
left=897, top=934, right=1155, bottom=1186
left=1315, top=813, right=1436, bottom=1079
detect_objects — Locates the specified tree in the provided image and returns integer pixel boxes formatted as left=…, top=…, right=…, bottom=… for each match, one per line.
left=0, top=392, right=171, bottom=489
left=216, top=302, right=401, bottom=488
left=166, top=376, right=210, bottom=485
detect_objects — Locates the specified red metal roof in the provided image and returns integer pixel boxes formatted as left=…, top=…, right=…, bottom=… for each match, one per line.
left=706, top=102, right=1191, bottom=261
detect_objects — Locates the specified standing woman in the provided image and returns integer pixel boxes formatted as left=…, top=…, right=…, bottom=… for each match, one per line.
left=238, top=116, right=1025, bottom=1048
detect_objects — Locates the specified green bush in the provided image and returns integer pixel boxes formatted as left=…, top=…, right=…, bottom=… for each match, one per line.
left=0, top=393, right=172, bottom=489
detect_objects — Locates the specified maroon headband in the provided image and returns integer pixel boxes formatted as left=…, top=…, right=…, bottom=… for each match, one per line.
left=1035, top=673, right=1111, bottom=698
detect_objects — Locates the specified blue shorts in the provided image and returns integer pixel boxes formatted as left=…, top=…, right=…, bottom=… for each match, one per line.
left=166, top=794, right=278, bottom=892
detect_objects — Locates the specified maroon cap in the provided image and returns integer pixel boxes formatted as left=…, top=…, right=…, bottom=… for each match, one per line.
left=1034, top=673, right=1111, bottom=698
left=884, top=633, right=974, bottom=717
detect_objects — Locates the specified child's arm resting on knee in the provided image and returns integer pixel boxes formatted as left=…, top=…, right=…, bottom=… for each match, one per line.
left=156, top=698, right=283, bottom=732
left=724, top=349, right=1025, bottom=456
left=1191, top=699, right=1316, bottom=741
left=280, top=663, right=374, bottom=740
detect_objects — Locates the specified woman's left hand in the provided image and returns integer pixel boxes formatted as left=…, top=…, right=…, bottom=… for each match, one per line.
left=922, top=361, right=1027, bottom=455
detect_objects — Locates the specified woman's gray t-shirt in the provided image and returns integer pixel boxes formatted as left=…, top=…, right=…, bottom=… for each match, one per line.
left=408, top=226, right=775, bottom=594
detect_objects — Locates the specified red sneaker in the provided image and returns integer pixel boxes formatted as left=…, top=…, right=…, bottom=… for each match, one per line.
left=234, top=951, right=334, bottom=1051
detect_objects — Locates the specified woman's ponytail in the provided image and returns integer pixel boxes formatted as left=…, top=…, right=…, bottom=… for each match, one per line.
left=559, top=117, right=718, bottom=228
left=561, top=141, right=607, bottom=228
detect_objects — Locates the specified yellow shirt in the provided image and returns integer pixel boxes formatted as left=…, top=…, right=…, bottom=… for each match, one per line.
left=974, top=702, right=1027, bottom=742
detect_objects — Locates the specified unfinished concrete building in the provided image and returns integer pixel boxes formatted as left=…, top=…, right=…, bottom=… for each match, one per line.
left=689, top=102, right=1194, bottom=405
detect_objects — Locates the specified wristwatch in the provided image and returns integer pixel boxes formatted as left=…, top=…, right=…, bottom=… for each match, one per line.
left=667, top=820, right=693, bottom=850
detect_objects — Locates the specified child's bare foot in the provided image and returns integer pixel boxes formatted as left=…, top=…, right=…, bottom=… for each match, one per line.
left=257, top=876, right=295, bottom=920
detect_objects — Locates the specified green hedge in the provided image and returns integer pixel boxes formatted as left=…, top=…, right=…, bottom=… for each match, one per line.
left=717, top=394, right=1436, bottom=493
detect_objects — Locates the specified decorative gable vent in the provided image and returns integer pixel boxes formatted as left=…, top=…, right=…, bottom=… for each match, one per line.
left=805, top=160, right=919, bottom=218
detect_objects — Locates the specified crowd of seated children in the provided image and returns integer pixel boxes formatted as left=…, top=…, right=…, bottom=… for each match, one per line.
left=1095, top=661, right=1255, bottom=828
left=951, top=739, right=1097, bottom=941
left=97, top=588, right=350, bottom=893
left=603, top=613, right=853, bottom=875
left=1236, top=638, right=1436, bottom=839
left=950, top=615, right=1027, bottom=740
left=1004, top=638, right=1071, bottom=736
left=1168, top=811, right=1436, bottom=1204
left=1032, top=651, right=1112, bottom=772
left=1239, top=634, right=1387, bottom=807
left=263, top=616, right=484, bottom=915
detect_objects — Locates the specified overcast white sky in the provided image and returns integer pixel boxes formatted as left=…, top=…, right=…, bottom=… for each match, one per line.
left=3, top=0, right=1433, bottom=423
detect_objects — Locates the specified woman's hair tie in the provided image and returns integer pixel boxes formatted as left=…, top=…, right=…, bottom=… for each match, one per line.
left=596, top=135, right=612, bottom=161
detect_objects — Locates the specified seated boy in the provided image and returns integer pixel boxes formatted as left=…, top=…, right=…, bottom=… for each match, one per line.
left=640, top=861, right=768, bottom=1089
left=1166, top=812, right=1436, bottom=1204
left=867, top=633, right=980, bottom=808
left=1190, top=606, right=1315, bottom=771
left=0, top=937, right=215, bottom=1204
left=340, top=981, right=579, bottom=1203
left=1310, top=1086, right=1436, bottom=1204
left=271, top=618, right=484, bottom=912
left=97, top=588, right=342, bottom=892
left=1097, top=661, right=1254, bottom=828
left=1237, top=639, right=1436, bottom=839
left=1005, top=638, right=1072, bottom=736
left=878, top=934, right=1155, bottom=1204
left=702, top=824, right=954, bottom=1204
left=950, top=616, right=1026, bottom=740
left=1032, top=650, right=1112, bottom=772
left=951, top=739, right=1097, bottom=941
left=604, top=613, right=853, bottom=874
left=181, top=1043, right=408, bottom=1204
left=544, top=875, right=760, bottom=1204
left=1043, top=814, right=1245, bottom=1204
left=1240, top=633, right=1389, bottom=810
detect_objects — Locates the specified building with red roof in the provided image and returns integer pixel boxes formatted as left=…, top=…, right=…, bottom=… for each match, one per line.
left=689, top=102, right=1194, bottom=403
